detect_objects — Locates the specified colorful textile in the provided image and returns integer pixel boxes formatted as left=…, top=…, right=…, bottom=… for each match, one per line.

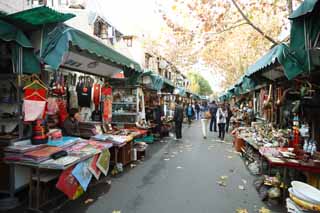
left=23, top=100, right=46, bottom=121
left=72, top=159, right=93, bottom=191
left=88, top=154, right=101, bottom=180
left=96, top=149, right=110, bottom=176
left=56, top=166, right=80, bottom=200
left=101, top=86, right=112, bottom=122
left=93, top=83, right=101, bottom=109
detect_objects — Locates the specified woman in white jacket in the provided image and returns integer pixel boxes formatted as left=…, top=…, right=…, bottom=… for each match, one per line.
left=216, top=103, right=228, bottom=140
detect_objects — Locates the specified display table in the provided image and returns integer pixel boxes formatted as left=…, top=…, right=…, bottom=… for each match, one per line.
left=4, top=138, right=113, bottom=212
left=259, top=147, right=320, bottom=203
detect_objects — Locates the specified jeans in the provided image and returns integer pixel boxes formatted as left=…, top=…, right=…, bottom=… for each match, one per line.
left=201, top=119, right=209, bottom=137
left=226, top=118, right=230, bottom=132
left=210, top=116, right=217, bottom=132
left=175, top=121, right=182, bottom=139
left=218, top=123, right=226, bottom=140
left=187, top=116, right=192, bottom=126
left=196, top=111, right=200, bottom=120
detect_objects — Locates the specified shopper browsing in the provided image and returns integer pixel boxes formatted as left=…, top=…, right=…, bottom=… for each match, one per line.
left=216, top=103, right=228, bottom=141
left=200, top=102, right=211, bottom=139
left=173, top=100, right=184, bottom=140
left=209, top=100, right=218, bottom=132
left=185, top=103, right=195, bottom=127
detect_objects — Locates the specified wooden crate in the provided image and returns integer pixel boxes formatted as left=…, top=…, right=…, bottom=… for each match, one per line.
left=110, top=141, right=133, bottom=166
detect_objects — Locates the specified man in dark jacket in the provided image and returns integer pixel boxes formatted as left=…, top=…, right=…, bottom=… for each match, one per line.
left=209, top=100, right=218, bottom=132
left=154, top=103, right=164, bottom=138
left=62, top=108, right=80, bottom=136
left=173, top=100, right=184, bottom=139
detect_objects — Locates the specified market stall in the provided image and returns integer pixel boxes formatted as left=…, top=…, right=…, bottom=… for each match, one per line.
left=0, top=6, right=150, bottom=211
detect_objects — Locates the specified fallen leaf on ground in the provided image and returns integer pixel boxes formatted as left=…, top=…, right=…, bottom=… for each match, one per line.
left=130, top=164, right=136, bottom=168
left=220, top=176, right=228, bottom=180
left=217, top=181, right=227, bottom=187
left=84, top=198, right=94, bottom=204
left=238, top=185, right=245, bottom=190
left=112, top=211, right=121, bottom=213
left=176, top=166, right=183, bottom=169
left=179, top=150, right=183, bottom=153
left=242, top=179, right=247, bottom=185
left=170, top=155, right=175, bottom=158
left=172, top=152, right=178, bottom=155
left=259, top=207, right=271, bottom=213
left=236, top=208, right=248, bottom=213
left=164, top=158, right=170, bottom=161
left=227, top=156, right=233, bottom=159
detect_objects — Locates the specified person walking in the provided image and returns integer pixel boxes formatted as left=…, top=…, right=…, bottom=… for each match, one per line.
left=185, top=103, right=195, bottom=127
left=195, top=102, right=200, bottom=120
left=216, top=103, right=228, bottom=141
left=225, top=103, right=233, bottom=133
left=173, top=100, right=184, bottom=140
left=200, top=102, right=210, bottom=139
left=209, top=100, right=218, bottom=132
left=154, top=102, right=164, bottom=138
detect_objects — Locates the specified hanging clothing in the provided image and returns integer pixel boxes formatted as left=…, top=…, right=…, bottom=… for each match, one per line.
left=68, top=85, right=78, bottom=109
left=101, top=86, right=112, bottom=122
left=76, top=83, right=92, bottom=108
left=92, top=83, right=101, bottom=109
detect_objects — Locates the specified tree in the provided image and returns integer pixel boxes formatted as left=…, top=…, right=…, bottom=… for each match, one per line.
left=187, top=72, right=212, bottom=96
left=144, top=0, right=303, bottom=92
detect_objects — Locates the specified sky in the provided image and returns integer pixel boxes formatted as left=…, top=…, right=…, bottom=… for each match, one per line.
left=94, top=0, right=221, bottom=92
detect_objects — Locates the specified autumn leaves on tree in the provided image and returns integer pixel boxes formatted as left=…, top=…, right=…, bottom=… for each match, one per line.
left=144, top=0, right=302, bottom=92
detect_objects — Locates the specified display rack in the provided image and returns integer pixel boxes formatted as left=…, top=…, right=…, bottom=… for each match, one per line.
left=112, top=86, right=145, bottom=125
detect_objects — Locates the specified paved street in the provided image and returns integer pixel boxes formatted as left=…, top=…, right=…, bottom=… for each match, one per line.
left=58, top=121, right=277, bottom=213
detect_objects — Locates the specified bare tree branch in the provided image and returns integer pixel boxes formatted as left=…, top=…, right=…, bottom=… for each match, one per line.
left=287, top=0, right=293, bottom=15
left=230, top=0, right=278, bottom=45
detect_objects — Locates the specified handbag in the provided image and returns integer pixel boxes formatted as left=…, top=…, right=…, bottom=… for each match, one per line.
left=204, top=111, right=211, bottom=119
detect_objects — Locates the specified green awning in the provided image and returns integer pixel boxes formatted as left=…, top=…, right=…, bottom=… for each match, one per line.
left=163, top=78, right=175, bottom=88
left=0, top=20, right=40, bottom=73
left=41, top=24, right=142, bottom=73
left=289, top=0, right=320, bottom=77
left=240, top=76, right=256, bottom=94
left=173, top=87, right=186, bottom=97
left=245, top=44, right=303, bottom=80
left=0, top=20, right=32, bottom=48
left=139, top=70, right=164, bottom=91
left=289, top=0, right=318, bottom=19
left=2, top=6, right=75, bottom=30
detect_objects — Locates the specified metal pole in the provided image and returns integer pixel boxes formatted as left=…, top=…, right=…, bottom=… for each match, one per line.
left=18, top=47, right=23, bottom=139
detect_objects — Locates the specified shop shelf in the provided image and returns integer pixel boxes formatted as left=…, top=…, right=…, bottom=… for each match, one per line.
left=112, top=112, right=138, bottom=115
left=112, top=102, right=137, bottom=105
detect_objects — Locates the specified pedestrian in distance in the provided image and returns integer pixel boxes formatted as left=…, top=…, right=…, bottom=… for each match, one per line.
left=185, top=103, right=195, bottom=127
left=216, top=103, right=228, bottom=141
left=209, top=100, right=218, bottom=132
left=173, top=100, right=184, bottom=140
left=200, top=102, right=211, bottom=139
left=225, top=103, right=233, bottom=133
left=195, top=102, right=201, bottom=120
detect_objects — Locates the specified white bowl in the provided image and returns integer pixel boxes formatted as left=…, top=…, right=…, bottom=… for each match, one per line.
left=289, top=187, right=320, bottom=205
left=292, top=181, right=320, bottom=204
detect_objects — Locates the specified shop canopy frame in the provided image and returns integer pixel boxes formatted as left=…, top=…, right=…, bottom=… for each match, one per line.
left=289, top=0, right=320, bottom=78
left=0, top=20, right=40, bottom=74
left=245, top=43, right=303, bottom=80
left=40, top=24, right=142, bottom=77
left=1, top=6, right=76, bottom=31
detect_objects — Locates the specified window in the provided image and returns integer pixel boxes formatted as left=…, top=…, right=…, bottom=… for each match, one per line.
left=123, top=36, right=133, bottom=47
left=59, top=0, right=69, bottom=7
